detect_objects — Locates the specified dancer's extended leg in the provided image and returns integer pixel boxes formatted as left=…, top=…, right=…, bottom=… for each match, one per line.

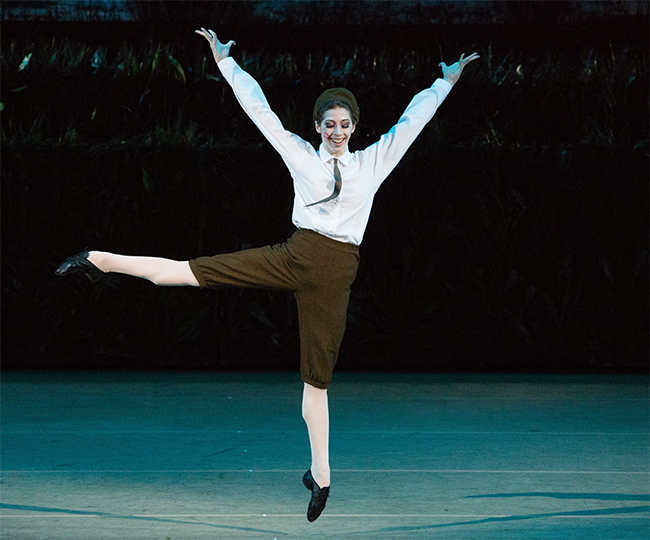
left=302, top=382, right=330, bottom=488
left=88, top=251, right=199, bottom=287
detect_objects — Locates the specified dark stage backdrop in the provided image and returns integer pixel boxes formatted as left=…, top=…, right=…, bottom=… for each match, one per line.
left=2, top=1, right=648, bottom=371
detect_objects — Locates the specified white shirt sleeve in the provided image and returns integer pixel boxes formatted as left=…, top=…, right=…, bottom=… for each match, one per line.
left=217, top=57, right=313, bottom=170
left=361, top=78, right=452, bottom=189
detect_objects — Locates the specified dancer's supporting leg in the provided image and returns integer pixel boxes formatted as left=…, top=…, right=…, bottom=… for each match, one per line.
left=88, top=251, right=199, bottom=287
left=302, top=382, right=330, bottom=488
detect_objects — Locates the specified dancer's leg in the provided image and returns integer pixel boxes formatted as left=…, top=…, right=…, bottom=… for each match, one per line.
left=294, top=236, right=359, bottom=491
left=88, top=251, right=199, bottom=287
left=302, top=382, right=330, bottom=488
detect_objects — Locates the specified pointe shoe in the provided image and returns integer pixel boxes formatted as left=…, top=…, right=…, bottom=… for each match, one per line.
left=302, top=469, right=329, bottom=522
left=55, top=249, right=104, bottom=282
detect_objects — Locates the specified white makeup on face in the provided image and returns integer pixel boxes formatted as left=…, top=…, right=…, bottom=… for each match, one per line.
left=315, top=107, right=356, bottom=157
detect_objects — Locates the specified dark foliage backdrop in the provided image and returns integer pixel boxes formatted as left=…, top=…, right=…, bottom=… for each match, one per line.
left=2, top=2, right=648, bottom=372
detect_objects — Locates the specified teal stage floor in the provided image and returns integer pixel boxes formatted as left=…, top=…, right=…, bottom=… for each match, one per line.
left=1, top=371, right=648, bottom=539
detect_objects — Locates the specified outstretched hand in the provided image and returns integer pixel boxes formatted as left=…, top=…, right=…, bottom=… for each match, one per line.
left=195, top=27, right=235, bottom=64
left=439, top=53, right=480, bottom=85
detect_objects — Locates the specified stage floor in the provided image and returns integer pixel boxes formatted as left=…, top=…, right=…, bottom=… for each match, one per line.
left=1, top=371, right=648, bottom=539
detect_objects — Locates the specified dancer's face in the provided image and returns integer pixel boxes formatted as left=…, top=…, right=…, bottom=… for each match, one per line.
left=315, top=107, right=356, bottom=158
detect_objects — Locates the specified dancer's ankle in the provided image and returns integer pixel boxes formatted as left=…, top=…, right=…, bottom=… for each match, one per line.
left=311, top=466, right=330, bottom=488
left=87, top=251, right=107, bottom=273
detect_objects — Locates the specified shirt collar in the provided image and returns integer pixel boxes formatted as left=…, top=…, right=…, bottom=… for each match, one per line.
left=318, top=143, right=353, bottom=166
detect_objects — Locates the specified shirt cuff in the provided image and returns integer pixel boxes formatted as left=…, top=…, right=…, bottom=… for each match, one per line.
left=432, top=78, right=453, bottom=93
left=217, top=56, right=237, bottom=74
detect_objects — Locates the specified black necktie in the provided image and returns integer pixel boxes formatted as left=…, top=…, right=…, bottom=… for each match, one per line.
left=305, top=158, right=341, bottom=207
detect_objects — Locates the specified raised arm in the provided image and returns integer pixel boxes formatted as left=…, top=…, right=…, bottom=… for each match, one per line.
left=363, top=51, right=480, bottom=187
left=195, top=28, right=311, bottom=170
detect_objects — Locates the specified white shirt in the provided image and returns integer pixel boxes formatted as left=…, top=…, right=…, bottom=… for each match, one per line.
left=218, top=57, right=452, bottom=246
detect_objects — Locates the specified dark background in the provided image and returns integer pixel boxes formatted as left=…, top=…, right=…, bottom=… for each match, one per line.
left=2, top=1, right=648, bottom=372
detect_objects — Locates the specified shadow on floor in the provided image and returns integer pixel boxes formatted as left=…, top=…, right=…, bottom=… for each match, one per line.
left=375, top=505, right=650, bottom=533
left=0, top=503, right=288, bottom=536
left=466, top=492, right=650, bottom=501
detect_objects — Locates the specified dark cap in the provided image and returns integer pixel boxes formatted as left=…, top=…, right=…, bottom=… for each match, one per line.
left=313, top=88, right=360, bottom=124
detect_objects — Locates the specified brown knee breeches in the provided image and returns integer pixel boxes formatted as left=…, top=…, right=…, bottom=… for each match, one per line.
left=189, top=229, right=360, bottom=389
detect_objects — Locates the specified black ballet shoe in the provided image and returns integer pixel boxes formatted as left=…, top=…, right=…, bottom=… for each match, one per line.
left=302, top=469, right=329, bottom=522
left=55, top=249, right=104, bottom=282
